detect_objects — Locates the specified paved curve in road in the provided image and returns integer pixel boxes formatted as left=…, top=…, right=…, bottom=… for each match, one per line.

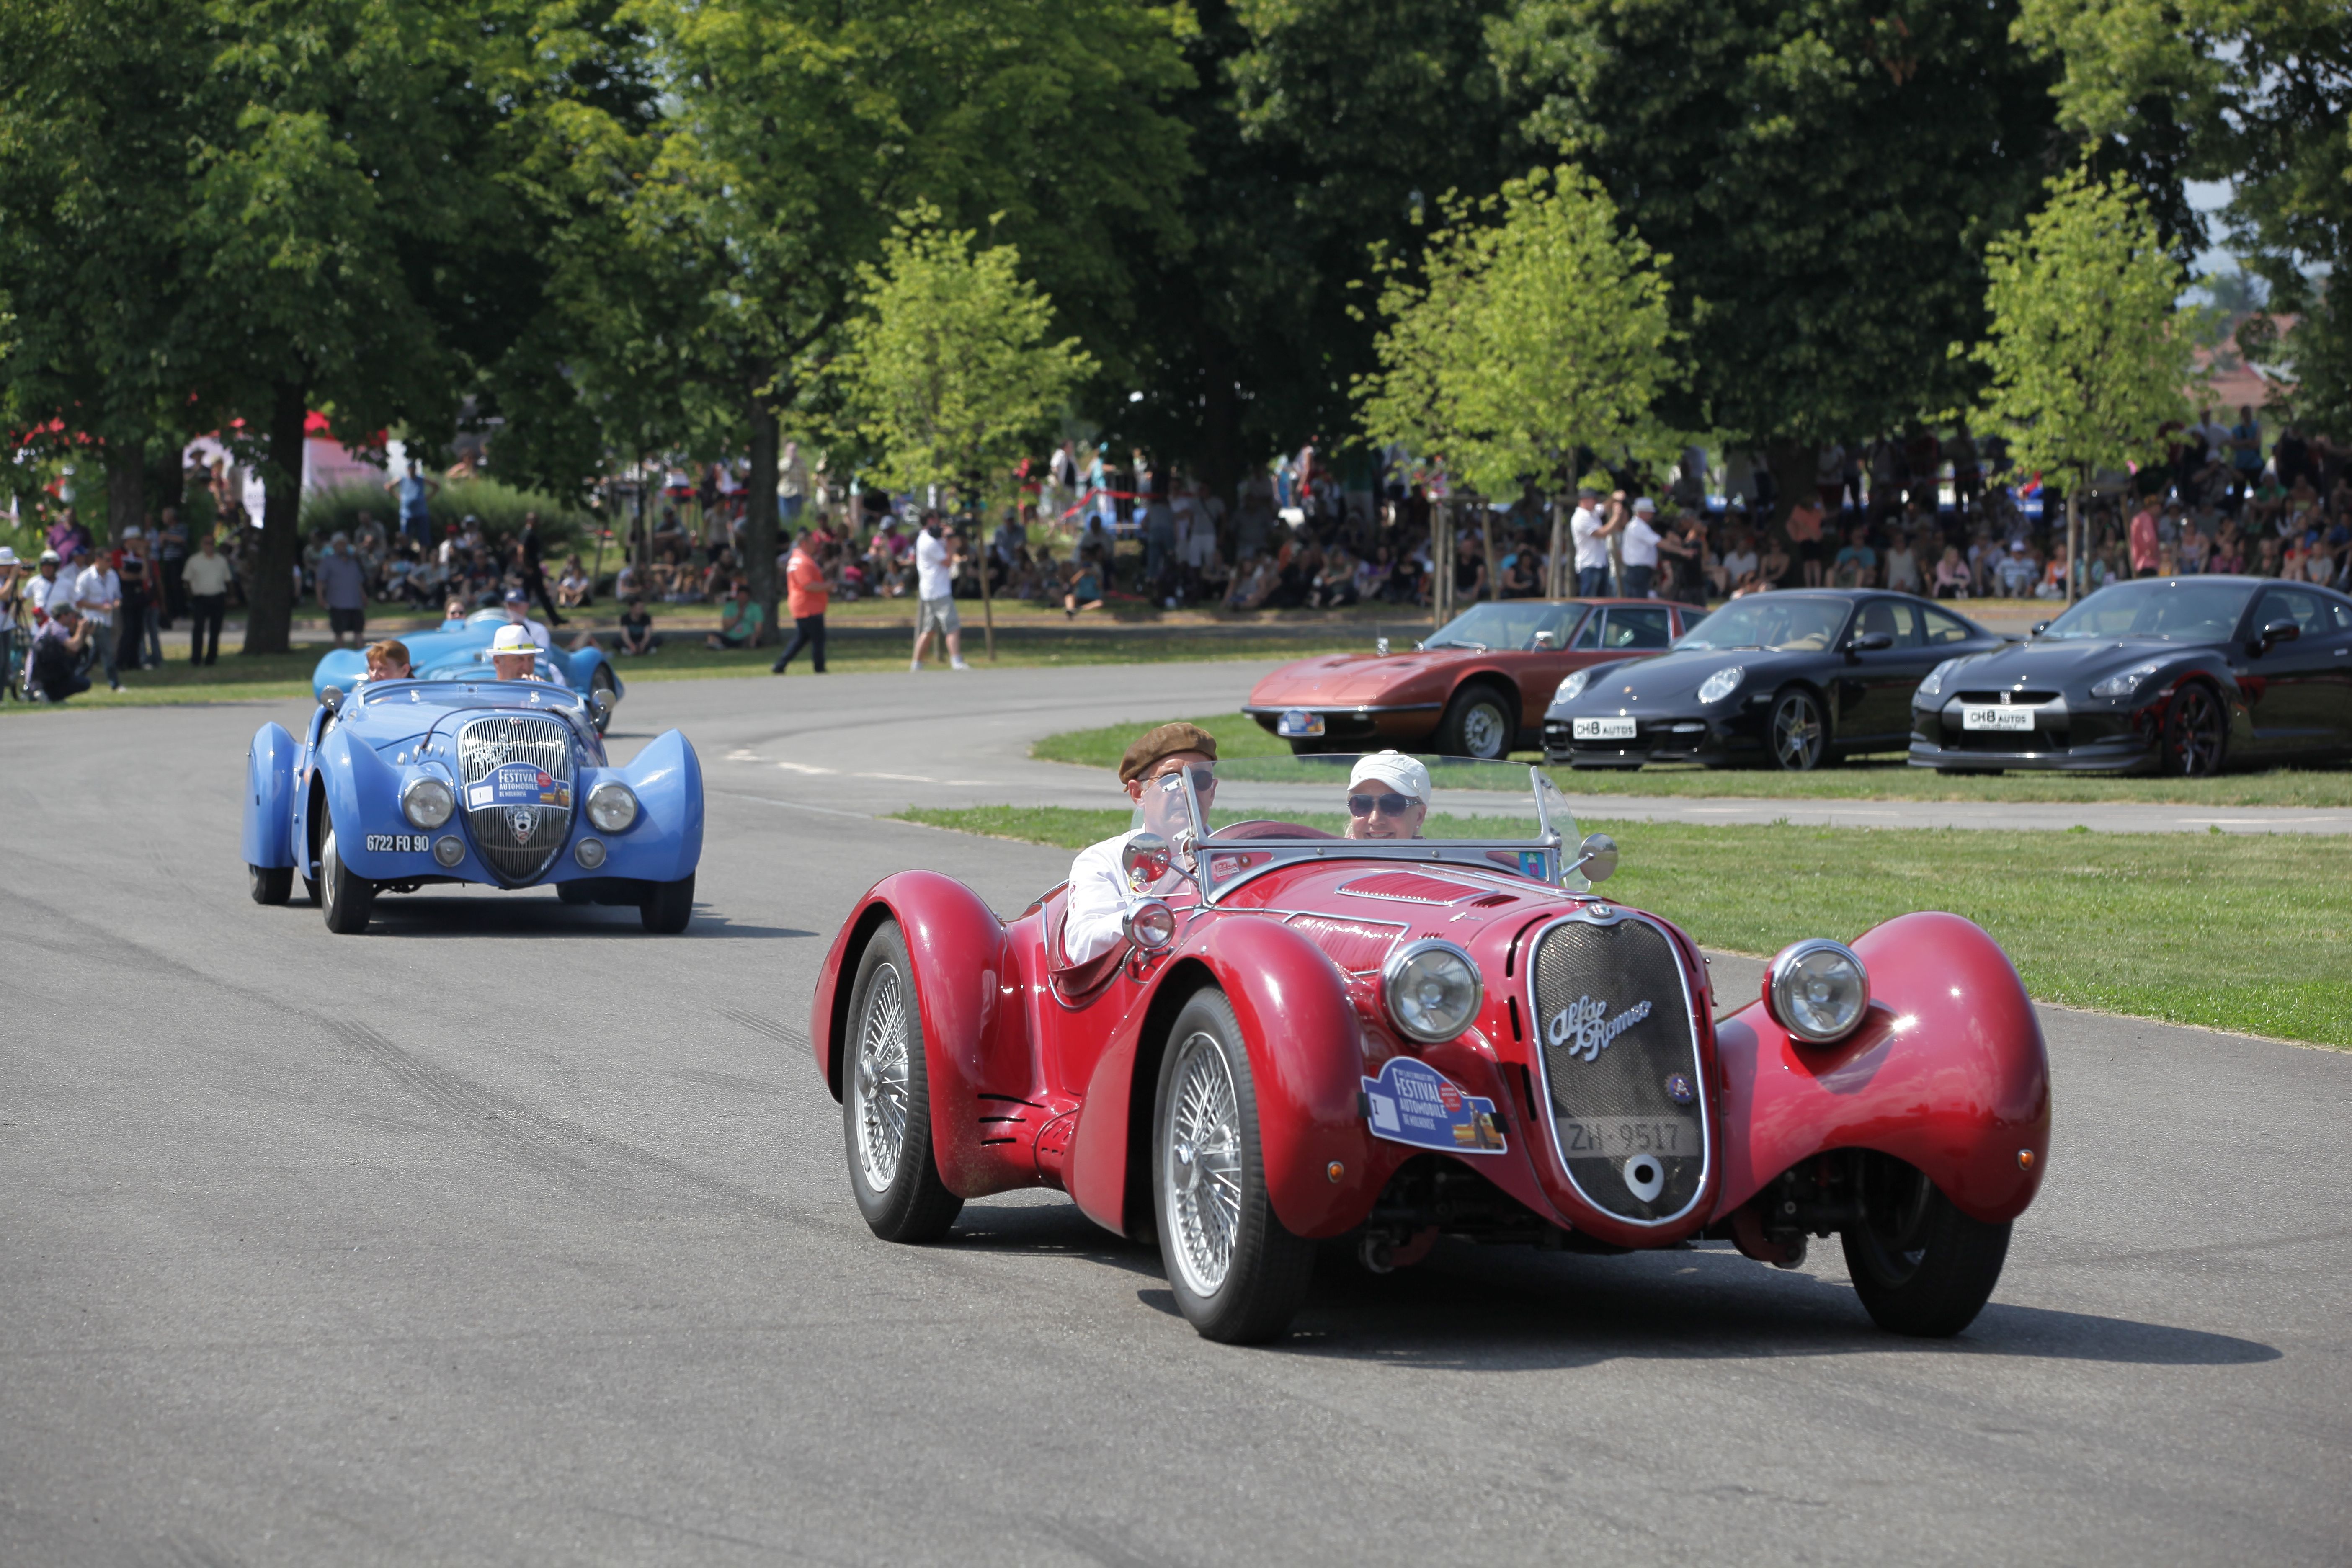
left=2, top=667, right=2347, bottom=1565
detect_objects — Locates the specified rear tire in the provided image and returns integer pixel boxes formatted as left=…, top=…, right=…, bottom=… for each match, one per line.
left=1153, top=988, right=1315, bottom=1344
left=639, top=872, right=694, bottom=933
left=1436, top=684, right=1514, bottom=760
left=843, top=921, right=965, bottom=1242
left=318, top=816, right=376, bottom=934
left=248, top=864, right=292, bottom=905
left=1841, top=1151, right=2012, bottom=1337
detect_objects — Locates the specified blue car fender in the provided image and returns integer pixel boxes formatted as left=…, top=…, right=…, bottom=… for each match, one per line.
left=585, top=729, right=703, bottom=884
left=314, top=723, right=407, bottom=872
left=311, top=647, right=367, bottom=699
left=559, top=644, right=620, bottom=699
left=242, top=723, right=298, bottom=869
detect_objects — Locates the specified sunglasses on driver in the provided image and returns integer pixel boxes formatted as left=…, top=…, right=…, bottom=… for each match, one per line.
left=1348, top=792, right=1418, bottom=818
left=1153, top=766, right=1218, bottom=795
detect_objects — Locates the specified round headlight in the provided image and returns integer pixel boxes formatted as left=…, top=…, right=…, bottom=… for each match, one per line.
left=1384, top=939, right=1483, bottom=1043
left=1697, top=665, right=1746, bottom=705
left=586, top=781, right=639, bottom=833
left=1123, top=897, right=1177, bottom=952
left=1766, top=939, right=1871, bottom=1044
left=402, top=776, right=454, bottom=829
left=1553, top=669, right=1594, bottom=705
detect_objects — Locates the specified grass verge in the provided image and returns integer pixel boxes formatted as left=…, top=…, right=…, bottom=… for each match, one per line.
left=1031, top=712, right=2352, bottom=808
left=890, top=804, right=2352, bottom=1050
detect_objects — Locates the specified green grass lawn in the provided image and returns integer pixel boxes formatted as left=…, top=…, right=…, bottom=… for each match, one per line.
left=890, top=804, right=2352, bottom=1050
left=1032, top=712, right=2352, bottom=808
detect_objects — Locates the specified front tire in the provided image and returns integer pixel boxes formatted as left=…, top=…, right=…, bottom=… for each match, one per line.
left=1841, top=1152, right=2012, bottom=1337
left=318, top=816, right=376, bottom=934
left=1436, top=684, right=1514, bottom=760
left=639, top=872, right=694, bottom=933
left=843, top=921, right=964, bottom=1242
left=2163, top=682, right=2227, bottom=777
left=557, top=880, right=595, bottom=905
left=1769, top=687, right=1829, bottom=771
left=1153, top=989, right=1315, bottom=1344
left=248, top=864, right=292, bottom=905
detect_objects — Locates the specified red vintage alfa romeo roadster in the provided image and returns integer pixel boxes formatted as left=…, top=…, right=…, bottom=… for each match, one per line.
left=808, top=758, right=2050, bottom=1344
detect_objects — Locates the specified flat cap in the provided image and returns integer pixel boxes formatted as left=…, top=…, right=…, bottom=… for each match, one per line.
left=1119, top=721, right=1219, bottom=783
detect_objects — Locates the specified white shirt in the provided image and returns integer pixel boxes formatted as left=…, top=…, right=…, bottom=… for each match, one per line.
left=1064, top=830, right=1142, bottom=964
left=75, top=565, right=120, bottom=625
left=1723, top=547, right=1759, bottom=581
left=1570, top=506, right=1609, bottom=570
left=182, top=552, right=232, bottom=597
left=914, top=531, right=952, bottom=600
left=1621, top=517, right=1661, bottom=568
left=505, top=615, right=552, bottom=653
left=24, top=572, right=63, bottom=622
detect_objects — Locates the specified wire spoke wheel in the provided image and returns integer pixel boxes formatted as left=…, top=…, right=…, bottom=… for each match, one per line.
left=852, top=963, right=913, bottom=1194
left=1771, top=690, right=1826, bottom=771
left=1163, top=1031, right=1244, bottom=1297
left=2164, top=684, right=2226, bottom=777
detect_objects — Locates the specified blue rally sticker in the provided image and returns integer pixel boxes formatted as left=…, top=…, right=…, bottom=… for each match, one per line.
left=466, top=764, right=567, bottom=811
left=1361, top=1057, right=1506, bottom=1155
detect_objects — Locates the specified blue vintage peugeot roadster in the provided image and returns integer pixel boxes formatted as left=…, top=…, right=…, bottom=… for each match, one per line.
left=242, top=677, right=702, bottom=934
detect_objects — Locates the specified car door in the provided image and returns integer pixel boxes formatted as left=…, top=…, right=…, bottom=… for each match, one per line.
left=1835, top=598, right=1932, bottom=745
left=1501, top=602, right=1598, bottom=735
left=2235, top=586, right=2343, bottom=755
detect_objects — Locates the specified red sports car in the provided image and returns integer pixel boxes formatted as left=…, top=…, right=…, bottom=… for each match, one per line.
left=1244, top=597, right=1710, bottom=759
left=809, top=760, right=2050, bottom=1344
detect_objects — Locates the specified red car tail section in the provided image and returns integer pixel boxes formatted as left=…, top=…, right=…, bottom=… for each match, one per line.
left=1712, top=911, right=2051, bottom=1224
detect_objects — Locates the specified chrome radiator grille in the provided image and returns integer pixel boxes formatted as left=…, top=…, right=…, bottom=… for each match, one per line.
left=1527, top=914, right=1707, bottom=1223
left=455, top=714, right=576, bottom=884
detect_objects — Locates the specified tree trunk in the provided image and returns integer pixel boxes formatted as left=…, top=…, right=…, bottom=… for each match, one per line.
left=744, top=391, right=781, bottom=647
left=2066, top=489, right=2081, bottom=605
left=105, top=440, right=145, bottom=547
left=1433, top=503, right=1453, bottom=627
left=975, top=483, right=998, bottom=663
left=1548, top=492, right=1568, bottom=599
left=1764, top=440, right=1818, bottom=536
left=242, top=379, right=307, bottom=655
left=1480, top=512, right=1497, bottom=604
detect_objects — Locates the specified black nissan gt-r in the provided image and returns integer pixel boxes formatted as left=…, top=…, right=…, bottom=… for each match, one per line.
left=1908, top=576, right=2352, bottom=775
left=1542, top=590, right=2006, bottom=771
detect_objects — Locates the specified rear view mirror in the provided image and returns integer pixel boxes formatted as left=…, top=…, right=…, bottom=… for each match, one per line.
left=319, top=686, right=344, bottom=714
left=1845, top=632, right=1895, bottom=654
left=1532, top=631, right=1559, bottom=650
left=1572, top=832, right=1618, bottom=884
left=1122, top=832, right=1172, bottom=891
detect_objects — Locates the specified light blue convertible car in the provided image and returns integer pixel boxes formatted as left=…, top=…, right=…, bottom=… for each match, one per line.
left=310, top=609, right=623, bottom=728
left=244, top=675, right=702, bottom=934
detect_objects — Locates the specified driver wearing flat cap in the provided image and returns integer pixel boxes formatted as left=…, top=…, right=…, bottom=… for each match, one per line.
left=1062, top=722, right=1217, bottom=965
left=1344, top=750, right=1431, bottom=840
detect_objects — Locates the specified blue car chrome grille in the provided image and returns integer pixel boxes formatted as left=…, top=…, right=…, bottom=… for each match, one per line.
left=455, top=714, right=576, bottom=884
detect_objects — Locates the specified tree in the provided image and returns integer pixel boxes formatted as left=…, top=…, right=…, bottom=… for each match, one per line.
left=835, top=212, right=1096, bottom=599
left=1973, top=165, right=2191, bottom=597
left=1359, top=167, right=1675, bottom=591
left=1491, top=0, right=2064, bottom=522
left=2014, top=0, right=2352, bottom=433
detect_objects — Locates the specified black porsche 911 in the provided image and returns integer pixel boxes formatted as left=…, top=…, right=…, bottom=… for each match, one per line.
left=1543, top=590, right=2007, bottom=771
left=1909, top=575, right=2352, bottom=775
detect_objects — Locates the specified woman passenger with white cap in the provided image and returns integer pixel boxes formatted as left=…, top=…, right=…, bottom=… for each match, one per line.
left=1344, top=750, right=1431, bottom=841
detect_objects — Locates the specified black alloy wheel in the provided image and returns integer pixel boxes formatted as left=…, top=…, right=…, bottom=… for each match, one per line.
left=1840, top=1151, right=2012, bottom=1337
left=2162, top=683, right=2227, bottom=777
left=1436, top=684, right=1515, bottom=761
left=1769, top=688, right=1829, bottom=771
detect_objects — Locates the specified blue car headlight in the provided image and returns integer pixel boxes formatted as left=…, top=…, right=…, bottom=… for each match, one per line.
left=2090, top=660, right=2165, bottom=700
left=586, top=781, right=640, bottom=833
left=1553, top=669, right=1594, bottom=706
left=1917, top=658, right=1966, bottom=701
left=1696, top=666, right=1745, bottom=705
left=401, top=776, right=455, bottom=829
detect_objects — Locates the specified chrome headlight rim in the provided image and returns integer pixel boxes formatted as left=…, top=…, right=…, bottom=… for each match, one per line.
left=1553, top=669, right=1594, bottom=706
left=1382, top=937, right=1485, bottom=1044
left=585, top=780, right=640, bottom=833
left=1766, top=938, right=1871, bottom=1044
left=400, top=775, right=455, bottom=830
left=1696, top=665, right=1746, bottom=706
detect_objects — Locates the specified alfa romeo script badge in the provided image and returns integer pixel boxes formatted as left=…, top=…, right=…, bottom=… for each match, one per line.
left=1546, top=995, right=1653, bottom=1063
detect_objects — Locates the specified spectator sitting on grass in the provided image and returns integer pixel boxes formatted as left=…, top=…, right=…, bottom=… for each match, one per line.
left=707, top=579, right=763, bottom=649
left=1996, top=540, right=2039, bottom=597
left=1830, top=526, right=1877, bottom=589
left=1063, top=554, right=1105, bottom=618
left=555, top=554, right=592, bottom=608
left=618, top=596, right=657, bottom=656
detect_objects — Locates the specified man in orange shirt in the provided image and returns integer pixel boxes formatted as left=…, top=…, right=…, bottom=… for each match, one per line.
left=771, top=529, right=829, bottom=675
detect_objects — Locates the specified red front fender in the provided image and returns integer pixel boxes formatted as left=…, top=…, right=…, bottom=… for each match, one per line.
left=1713, top=911, right=2051, bottom=1224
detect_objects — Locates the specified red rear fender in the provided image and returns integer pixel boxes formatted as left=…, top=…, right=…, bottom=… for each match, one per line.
left=1713, top=912, right=2051, bottom=1224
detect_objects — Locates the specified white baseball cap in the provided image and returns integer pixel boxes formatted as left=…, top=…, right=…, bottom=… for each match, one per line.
left=0, top=547, right=17, bottom=566
left=1349, top=750, right=1431, bottom=803
left=490, top=623, right=537, bottom=654
left=1632, top=496, right=1657, bottom=515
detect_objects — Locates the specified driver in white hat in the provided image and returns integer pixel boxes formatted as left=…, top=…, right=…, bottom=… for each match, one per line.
left=489, top=621, right=542, bottom=680
left=1344, top=749, right=1430, bottom=841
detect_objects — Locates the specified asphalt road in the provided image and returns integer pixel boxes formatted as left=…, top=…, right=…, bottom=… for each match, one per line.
left=3, top=667, right=2348, bottom=1566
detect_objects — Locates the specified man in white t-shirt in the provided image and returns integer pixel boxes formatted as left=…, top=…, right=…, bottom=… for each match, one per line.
left=1620, top=499, right=1663, bottom=598
left=909, top=512, right=970, bottom=671
left=1569, top=487, right=1616, bottom=597
left=74, top=548, right=124, bottom=689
